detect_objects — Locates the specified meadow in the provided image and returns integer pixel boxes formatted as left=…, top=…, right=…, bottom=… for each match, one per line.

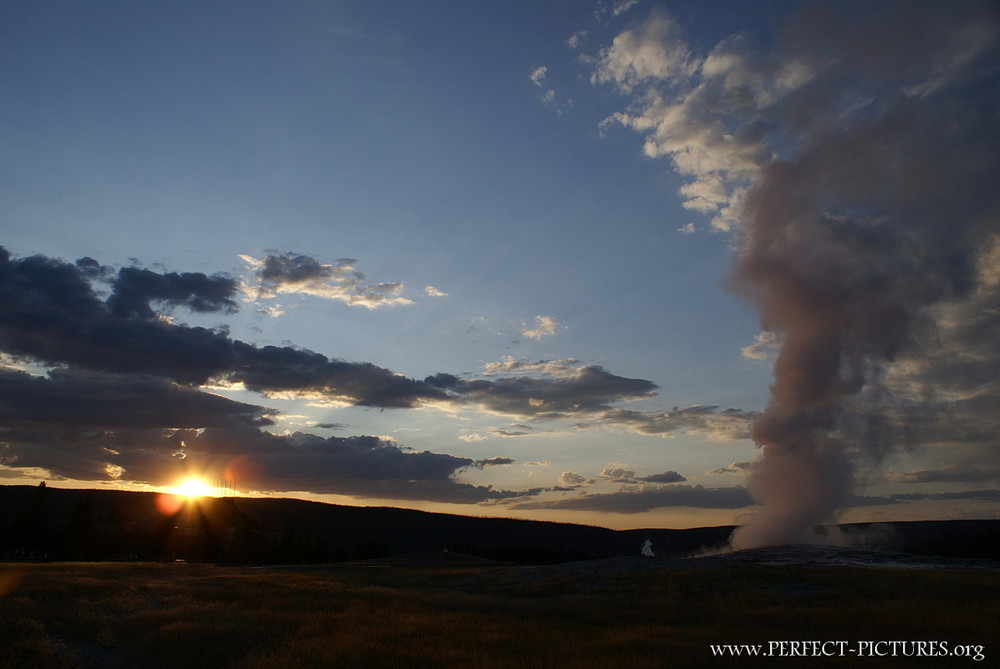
left=0, top=557, right=996, bottom=668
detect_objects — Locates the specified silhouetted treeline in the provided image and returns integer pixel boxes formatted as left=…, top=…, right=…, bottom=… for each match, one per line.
left=0, top=484, right=732, bottom=563
left=2, top=484, right=998, bottom=564
left=0, top=483, right=266, bottom=562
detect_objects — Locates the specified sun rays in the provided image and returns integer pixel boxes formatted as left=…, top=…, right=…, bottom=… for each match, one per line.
left=173, top=477, right=216, bottom=499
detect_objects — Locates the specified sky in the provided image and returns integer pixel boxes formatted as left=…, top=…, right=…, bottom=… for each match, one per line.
left=1, top=0, right=998, bottom=540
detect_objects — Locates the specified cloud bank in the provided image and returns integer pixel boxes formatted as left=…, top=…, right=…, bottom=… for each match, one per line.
left=0, top=247, right=749, bottom=506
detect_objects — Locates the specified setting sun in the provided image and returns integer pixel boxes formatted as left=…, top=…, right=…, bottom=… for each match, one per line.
left=174, top=477, right=215, bottom=498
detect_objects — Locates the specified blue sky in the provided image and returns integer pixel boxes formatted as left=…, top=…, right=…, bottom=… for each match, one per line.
left=2, top=1, right=998, bottom=538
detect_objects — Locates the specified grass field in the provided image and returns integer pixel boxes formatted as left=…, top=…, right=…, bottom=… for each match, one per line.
left=0, top=557, right=996, bottom=668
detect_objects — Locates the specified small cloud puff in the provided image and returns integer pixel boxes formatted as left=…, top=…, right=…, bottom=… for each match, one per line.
left=529, top=66, right=548, bottom=87
left=566, top=31, right=587, bottom=49
left=741, top=331, right=781, bottom=360
left=559, top=471, right=588, bottom=486
left=521, top=315, right=561, bottom=341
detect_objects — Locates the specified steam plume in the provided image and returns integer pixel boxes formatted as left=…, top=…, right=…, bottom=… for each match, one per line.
left=728, top=3, right=1000, bottom=549
left=593, top=1, right=1000, bottom=548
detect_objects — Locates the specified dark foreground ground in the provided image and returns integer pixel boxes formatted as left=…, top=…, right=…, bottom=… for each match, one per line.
left=1, top=547, right=997, bottom=669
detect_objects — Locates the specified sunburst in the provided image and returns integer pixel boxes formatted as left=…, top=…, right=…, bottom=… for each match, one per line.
left=173, top=477, right=215, bottom=498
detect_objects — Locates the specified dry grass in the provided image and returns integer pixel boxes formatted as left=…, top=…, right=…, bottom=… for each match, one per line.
left=0, top=560, right=996, bottom=668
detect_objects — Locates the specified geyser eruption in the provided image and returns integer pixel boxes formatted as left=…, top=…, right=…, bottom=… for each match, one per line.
left=726, top=5, right=1000, bottom=549
left=593, top=1, right=1000, bottom=549
left=729, top=155, right=982, bottom=548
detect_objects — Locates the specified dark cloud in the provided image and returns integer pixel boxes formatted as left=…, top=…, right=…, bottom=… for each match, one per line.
left=233, top=344, right=447, bottom=408
left=864, top=247, right=1000, bottom=477
left=0, top=248, right=243, bottom=384
left=511, top=485, right=753, bottom=513
left=0, top=247, right=748, bottom=503
left=0, top=425, right=520, bottom=504
left=473, top=457, right=516, bottom=468
left=0, top=367, right=271, bottom=429
left=185, top=429, right=489, bottom=500
left=75, top=257, right=113, bottom=279
left=107, top=266, right=239, bottom=320
left=641, top=470, right=687, bottom=484
left=432, top=361, right=749, bottom=441
left=512, top=478, right=1000, bottom=514
left=258, top=252, right=338, bottom=284
left=0, top=248, right=447, bottom=405
left=0, top=427, right=187, bottom=484
left=0, top=248, right=513, bottom=499
left=887, top=464, right=1000, bottom=485
left=3, top=250, right=677, bottom=417
left=849, top=489, right=1000, bottom=507
left=598, top=406, right=752, bottom=440
left=430, top=361, right=657, bottom=419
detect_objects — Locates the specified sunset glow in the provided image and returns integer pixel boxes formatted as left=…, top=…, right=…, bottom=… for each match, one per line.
left=174, top=478, right=215, bottom=499
left=1, top=0, right=998, bottom=532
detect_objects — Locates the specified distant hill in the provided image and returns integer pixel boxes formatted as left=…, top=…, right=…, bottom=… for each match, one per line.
left=1, top=484, right=998, bottom=564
